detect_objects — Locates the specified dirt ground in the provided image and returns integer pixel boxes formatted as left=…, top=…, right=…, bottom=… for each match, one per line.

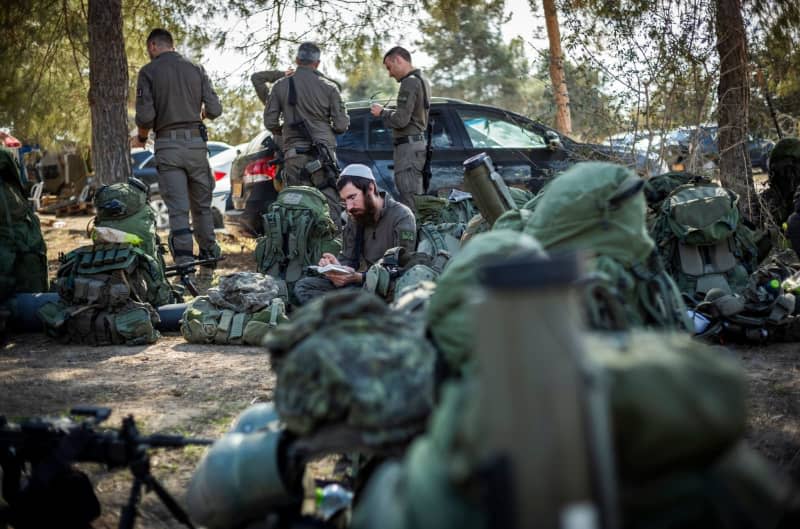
left=1, top=212, right=799, bottom=528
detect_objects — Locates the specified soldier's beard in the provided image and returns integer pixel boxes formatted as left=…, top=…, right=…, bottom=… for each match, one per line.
left=349, top=193, right=378, bottom=227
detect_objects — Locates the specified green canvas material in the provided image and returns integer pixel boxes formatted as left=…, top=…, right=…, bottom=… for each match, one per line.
left=255, top=186, right=341, bottom=286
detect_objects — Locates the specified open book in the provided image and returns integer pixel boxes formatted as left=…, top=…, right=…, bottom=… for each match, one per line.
left=307, top=263, right=353, bottom=275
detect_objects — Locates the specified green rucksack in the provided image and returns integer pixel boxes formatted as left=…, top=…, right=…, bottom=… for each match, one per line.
left=265, top=289, right=436, bottom=448
left=353, top=330, right=800, bottom=529
left=255, top=186, right=341, bottom=291
left=416, top=222, right=465, bottom=258
left=459, top=187, right=534, bottom=247
left=650, top=182, right=762, bottom=305
left=524, top=162, right=692, bottom=332
left=364, top=246, right=449, bottom=303
left=37, top=243, right=162, bottom=346
left=0, top=148, right=48, bottom=303
left=181, top=272, right=289, bottom=345
left=413, top=191, right=477, bottom=226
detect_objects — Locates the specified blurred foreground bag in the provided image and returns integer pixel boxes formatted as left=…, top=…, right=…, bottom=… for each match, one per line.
left=181, top=272, right=288, bottom=345
left=353, top=331, right=800, bottom=529
left=265, top=289, right=436, bottom=448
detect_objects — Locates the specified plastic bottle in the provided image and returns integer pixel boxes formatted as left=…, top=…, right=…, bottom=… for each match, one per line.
left=315, top=483, right=353, bottom=521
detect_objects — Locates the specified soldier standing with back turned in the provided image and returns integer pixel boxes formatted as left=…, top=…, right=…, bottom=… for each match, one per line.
left=132, top=28, right=223, bottom=287
left=370, top=46, right=431, bottom=213
left=265, top=42, right=349, bottom=225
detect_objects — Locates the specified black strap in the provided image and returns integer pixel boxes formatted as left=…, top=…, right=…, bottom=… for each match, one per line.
left=288, top=77, right=297, bottom=107
left=171, top=227, right=193, bottom=236
left=353, top=226, right=365, bottom=271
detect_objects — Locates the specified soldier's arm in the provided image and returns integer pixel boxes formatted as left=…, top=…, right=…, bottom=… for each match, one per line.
left=381, top=77, right=419, bottom=130
left=393, top=210, right=418, bottom=252
left=200, top=66, right=223, bottom=120
left=264, top=83, right=283, bottom=135
left=251, top=70, right=286, bottom=104
left=134, top=69, right=156, bottom=130
left=330, top=88, right=350, bottom=134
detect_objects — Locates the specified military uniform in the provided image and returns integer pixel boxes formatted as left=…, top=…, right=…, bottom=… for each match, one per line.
left=250, top=70, right=286, bottom=140
left=264, top=66, right=349, bottom=223
left=135, top=51, right=222, bottom=266
left=293, top=192, right=416, bottom=304
left=379, top=70, right=431, bottom=211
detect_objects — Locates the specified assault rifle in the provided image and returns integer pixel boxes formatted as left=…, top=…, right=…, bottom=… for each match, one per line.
left=164, top=256, right=226, bottom=297
left=0, top=406, right=213, bottom=529
left=290, top=119, right=340, bottom=191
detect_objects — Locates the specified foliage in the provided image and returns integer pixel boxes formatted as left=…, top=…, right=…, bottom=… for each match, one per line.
left=206, top=82, right=265, bottom=145
left=417, top=0, right=531, bottom=112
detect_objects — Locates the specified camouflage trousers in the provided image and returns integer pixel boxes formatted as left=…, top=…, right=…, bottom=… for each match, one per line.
left=284, top=152, right=343, bottom=228
left=393, top=141, right=426, bottom=213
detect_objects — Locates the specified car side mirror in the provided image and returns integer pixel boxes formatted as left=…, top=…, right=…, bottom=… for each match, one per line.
left=545, top=131, right=562, bottom=151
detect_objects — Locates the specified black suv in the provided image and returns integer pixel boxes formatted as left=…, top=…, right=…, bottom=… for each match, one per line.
left=226, top=98, right=639, bottom=237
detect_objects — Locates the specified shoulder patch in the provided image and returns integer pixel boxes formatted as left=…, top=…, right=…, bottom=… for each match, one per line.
left=400, top=230, right=415, bottom=241
left=397, top=91, right=410, bottom=104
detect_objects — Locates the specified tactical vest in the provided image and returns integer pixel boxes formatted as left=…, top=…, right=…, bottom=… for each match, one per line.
left=365, top=246, right=449, bottom=303
left=38, top=243, right=161, bottom=346
left=255, top=186, right=341, bottom=288
left=181, top=296, right=288, bottom=345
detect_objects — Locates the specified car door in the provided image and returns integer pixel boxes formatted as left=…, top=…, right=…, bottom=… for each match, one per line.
left=365, top=105, right=465, bottom=197
left=451, top=105, right=570, bottom=192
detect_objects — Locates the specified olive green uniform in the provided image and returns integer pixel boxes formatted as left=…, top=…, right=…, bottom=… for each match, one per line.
left=251, top=70, right=286, bottom=140
left=264, top=66, right=349, bottom=224
left=135, top=51, right=222, bottom=265
left=380, top=70, right=431, bottom=212
left=293, top=193, right=416, bottom=305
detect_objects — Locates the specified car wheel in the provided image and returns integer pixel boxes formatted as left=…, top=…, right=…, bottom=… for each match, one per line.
left=150, top=195, right=170, bottom=229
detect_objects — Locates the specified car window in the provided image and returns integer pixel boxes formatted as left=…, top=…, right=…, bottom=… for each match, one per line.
left=368, top=119, right=393, bottom=150
left=131, top=151, right=151, bottom=167
left=457, top=109, right=546, bottom=149
left=365, top=114, right=455, bottom=150
left=207, top=144, right=228, bottom=158
left=337, top=115, right=366, bottom=149
left=144, top=155, right=156, bottom=168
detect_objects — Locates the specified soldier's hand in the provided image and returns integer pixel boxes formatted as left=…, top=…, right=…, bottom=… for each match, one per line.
left=285, top=67, right=295, bottom=77
left=319, top=253, right=339, bottom=266
left=370, top=103, right=383, bottom=117
left=326, top=268, right=358, bottom=287
left=130, top=135, right=146, bottom=149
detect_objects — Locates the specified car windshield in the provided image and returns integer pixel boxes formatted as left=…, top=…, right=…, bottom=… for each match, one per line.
left=457, top=109, right=546, bottom=149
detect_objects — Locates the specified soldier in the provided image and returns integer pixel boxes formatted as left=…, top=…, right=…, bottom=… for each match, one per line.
left=250, top=69, right=289, bottom=144
left=264, top=42, right=349, bottom=224
left=370, top=46, right=431, bottom=213
left=132, top=28, right=222, bottom=285
left=293, top=163, right=416, bottom=305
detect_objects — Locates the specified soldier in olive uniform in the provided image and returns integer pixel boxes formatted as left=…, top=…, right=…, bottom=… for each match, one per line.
left=264, top=42, right=349, bottom=225
left=251, top=69, right=289, bottom=143
left=371, top=46, right=431, bottom=213
left=133, top=28, right=222, bottom=279
left=293, top=164, right=417, bottom=305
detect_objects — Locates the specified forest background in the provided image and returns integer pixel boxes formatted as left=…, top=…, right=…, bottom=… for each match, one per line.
left=1, top=0, right=799, bottom=216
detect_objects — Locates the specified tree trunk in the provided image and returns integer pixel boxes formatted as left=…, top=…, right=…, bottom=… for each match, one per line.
left=87, top=0, right=130, bottom=185
left=715, top=0, right=756, bottom=221
left=542, top=0, right=572, bottom=135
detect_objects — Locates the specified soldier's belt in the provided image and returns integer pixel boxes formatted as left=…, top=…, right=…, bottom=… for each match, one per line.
left=284, top=146, right=312, bottom=158
left=156, top=128, right=204, bottom=140
left=393, top=133, right=426, bottom=146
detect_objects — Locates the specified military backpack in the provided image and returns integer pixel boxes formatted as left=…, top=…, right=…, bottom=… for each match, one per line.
left=181, top=272, right=289, bottom=345
left=255, top=186, right=341, bottom=292
left=364, top=246, right=449, bottom=303
left=38, top=243, right=162, bottom=346
left=650, top=182, right=762, bottom=305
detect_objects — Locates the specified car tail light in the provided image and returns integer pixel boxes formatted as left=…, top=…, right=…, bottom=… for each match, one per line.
left=214, top=170, right=227, bottom=181
left=243, top=156, right=277, bottom=184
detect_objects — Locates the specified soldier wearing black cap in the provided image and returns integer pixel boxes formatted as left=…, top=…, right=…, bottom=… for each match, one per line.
left=371, top=46, right=431, bottom=213
left=293, top=163, right=416, bottom=305
left=265, top=42, right=349, bottom=224
left=133, top=28, right=223, bottom=283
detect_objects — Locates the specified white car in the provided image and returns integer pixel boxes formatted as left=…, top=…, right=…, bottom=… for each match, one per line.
left=132, top=141, right=236, bottom=230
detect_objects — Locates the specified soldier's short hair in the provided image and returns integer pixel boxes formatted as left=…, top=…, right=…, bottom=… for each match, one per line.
left=296, top=42, right=321, bottom=65
left=383, top=46, right=412, bottom=64
left=147, top=28, right=174, bottom=48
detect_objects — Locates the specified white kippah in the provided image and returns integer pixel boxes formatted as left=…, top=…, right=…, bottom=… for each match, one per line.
left=339, top=163, right=375, bottom=182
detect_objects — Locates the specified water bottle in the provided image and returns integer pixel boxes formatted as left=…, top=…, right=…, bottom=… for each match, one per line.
left=315, top=483, right=353, bottom=521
